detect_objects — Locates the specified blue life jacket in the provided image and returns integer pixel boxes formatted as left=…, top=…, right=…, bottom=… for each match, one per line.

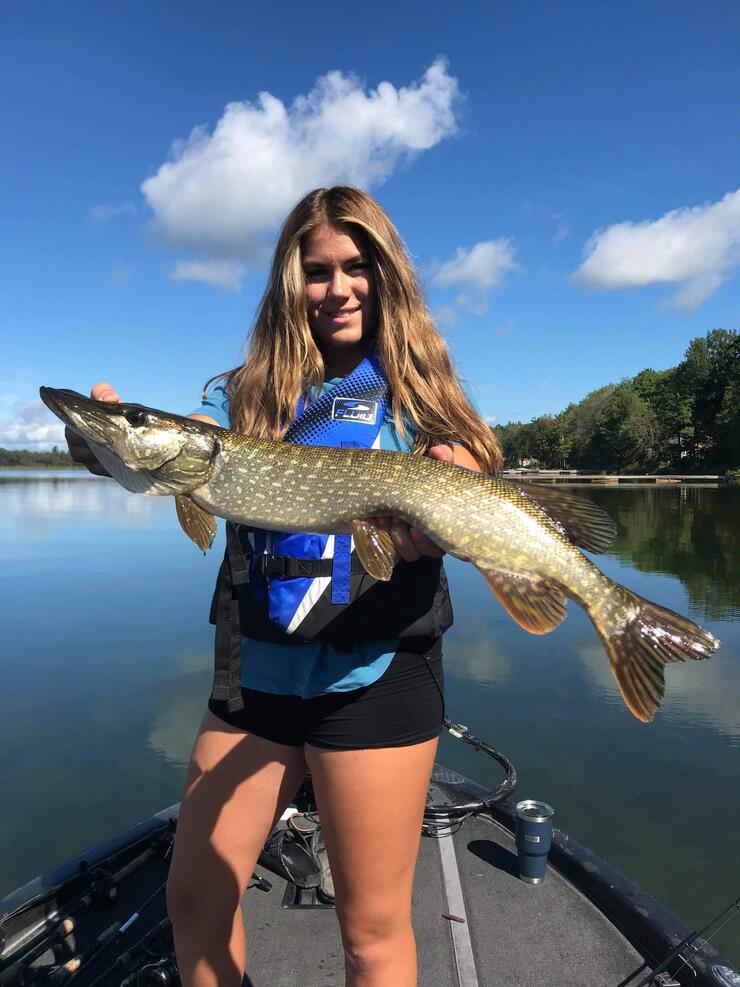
left=209, top=352, right=453, bottom=712
left=250, top=349, right=390, bottom=634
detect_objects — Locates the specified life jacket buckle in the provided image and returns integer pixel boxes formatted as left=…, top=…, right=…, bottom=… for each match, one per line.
left=261, top=554, right=288, bottom=578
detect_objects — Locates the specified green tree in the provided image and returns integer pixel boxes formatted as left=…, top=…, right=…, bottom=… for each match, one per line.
left=678, top=329, right=740, bottom=467
left=716, top=367, right=740, bottom=469
left=493, top=327, right=737, bottom=473
left=528, top=415, right=572, bottom=468
left=562, top=386, right=613, bottom=467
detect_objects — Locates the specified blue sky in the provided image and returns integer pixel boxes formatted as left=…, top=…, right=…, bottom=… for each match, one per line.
left=2, top=0, right=739, bottom=447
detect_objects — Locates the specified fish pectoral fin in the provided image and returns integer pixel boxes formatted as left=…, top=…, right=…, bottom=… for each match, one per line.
left=351, top=519, right=397, bottom=581
left=175, top=494, right=217, bottom=553
left=480, top=569, right=567, bottom=634
left=509, top=481, right=617, bottom=554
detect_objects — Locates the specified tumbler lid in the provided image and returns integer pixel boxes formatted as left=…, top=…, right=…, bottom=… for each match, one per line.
left=516, top=799, right=554, bottom=823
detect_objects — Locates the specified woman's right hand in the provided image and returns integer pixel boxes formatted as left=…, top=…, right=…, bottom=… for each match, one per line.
left=65, top=382, right=120, bottom=476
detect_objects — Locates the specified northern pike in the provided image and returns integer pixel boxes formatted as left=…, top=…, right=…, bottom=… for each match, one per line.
left=40, top=386, right=720, bottom=723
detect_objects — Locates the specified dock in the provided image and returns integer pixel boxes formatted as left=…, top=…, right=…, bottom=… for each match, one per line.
left=502, top=471, right=723, bottom=485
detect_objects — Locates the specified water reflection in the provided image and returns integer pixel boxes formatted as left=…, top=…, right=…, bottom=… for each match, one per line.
left=1, top=473, right=160, bottom=526
left=577, top=637, right=740, bottom=742
left=443, top=559, right=514, bottom=688
left=586, top=485, right=740, bottom=621
left=445, top=635, right=513, bottom=688
left=147, top=667, right=212, bottom=768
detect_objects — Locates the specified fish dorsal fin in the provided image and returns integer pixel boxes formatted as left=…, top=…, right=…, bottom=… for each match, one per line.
left=509, top=481, right=617, bottom=554
left=480, top=569, right=567, bottom=634
left=351, top=519, right=396, bottom=581
left=175, top=494, right=217, bottom=553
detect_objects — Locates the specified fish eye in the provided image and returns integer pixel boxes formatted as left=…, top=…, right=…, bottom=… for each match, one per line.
left=124, top=409, right=147, bottom=427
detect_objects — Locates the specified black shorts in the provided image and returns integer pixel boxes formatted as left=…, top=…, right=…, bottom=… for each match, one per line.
left=207, top=641, right=444, bottom=750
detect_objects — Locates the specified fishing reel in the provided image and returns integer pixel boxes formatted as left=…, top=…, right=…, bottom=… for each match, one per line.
left=120, top=953, right=179, bottom=986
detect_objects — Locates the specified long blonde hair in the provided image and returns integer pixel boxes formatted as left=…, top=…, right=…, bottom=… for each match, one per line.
left=207, top=186, right=502, bottom=474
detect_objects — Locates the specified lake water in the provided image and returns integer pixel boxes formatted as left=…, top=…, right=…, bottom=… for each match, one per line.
left=1, top=473, right=738, bottom=962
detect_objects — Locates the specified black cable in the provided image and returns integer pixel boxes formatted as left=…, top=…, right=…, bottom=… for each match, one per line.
left=423, top=717, right=517, bottom=821
left=422, top=813, right=474, bottom=838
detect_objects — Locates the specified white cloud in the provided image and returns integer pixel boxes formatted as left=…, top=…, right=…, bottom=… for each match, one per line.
left=573, top=189, right=740, bottom=308
left=0, top=399, right=67, bottom=449
left=432, top=305, right=459, bottom=328
left=90, top=202, right=137, bottom=222
left=576, top=638, right=740, bottom=741
left=170, top=259, right=245, bottom=291
left=433, top=239, right=517, bottom=315
left=141, top=58, right=461, bottom=269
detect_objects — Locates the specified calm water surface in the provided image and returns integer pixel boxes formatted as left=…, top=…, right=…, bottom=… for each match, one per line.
left=1, top=474, right=738, bottom=962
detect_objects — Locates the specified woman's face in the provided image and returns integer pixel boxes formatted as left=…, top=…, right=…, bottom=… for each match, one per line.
left=302, top=223, right=378, bottom=370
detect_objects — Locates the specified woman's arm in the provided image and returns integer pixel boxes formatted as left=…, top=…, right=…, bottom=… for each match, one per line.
left=190, top=414, right=220, bottom=426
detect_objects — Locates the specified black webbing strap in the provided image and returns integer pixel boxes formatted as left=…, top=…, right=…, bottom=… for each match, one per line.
left=258, top=555, right=367, bottom=578
left=212, top=535, right=370, bottom=710
left=212, top=524, right=252, bottom=713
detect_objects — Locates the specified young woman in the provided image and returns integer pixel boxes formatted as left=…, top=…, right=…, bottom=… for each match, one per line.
left=67, top=186, right=502, bottom=987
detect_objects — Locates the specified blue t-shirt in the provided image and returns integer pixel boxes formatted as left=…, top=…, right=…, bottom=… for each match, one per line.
left=190, top=379, right=415, bottom=698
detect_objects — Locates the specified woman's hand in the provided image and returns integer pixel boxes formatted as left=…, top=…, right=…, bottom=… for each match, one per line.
left=373, top=444, right=483, bottom=561
left=65, top=382, right=120, bottom=476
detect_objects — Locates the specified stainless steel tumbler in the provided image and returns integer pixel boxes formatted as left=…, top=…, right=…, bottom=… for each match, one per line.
left=515, top=799, right=554, bottom=884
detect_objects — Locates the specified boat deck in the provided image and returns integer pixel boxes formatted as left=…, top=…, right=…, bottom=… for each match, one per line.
left=4, top=769, right=733, bottom=986
left=243, top=810, right=647, bottom=986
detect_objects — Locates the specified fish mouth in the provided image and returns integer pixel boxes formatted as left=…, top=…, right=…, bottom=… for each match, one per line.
left=39, top=387, right=123, bottom=444
left=39, top=386, right=199, bottom=480
left=40, top=386, right=105, bottom=419
left=39, top=386, right=72, bottom=423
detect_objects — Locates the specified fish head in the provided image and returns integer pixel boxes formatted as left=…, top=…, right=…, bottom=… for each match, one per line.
left=40, top=387, right=220, bottom=494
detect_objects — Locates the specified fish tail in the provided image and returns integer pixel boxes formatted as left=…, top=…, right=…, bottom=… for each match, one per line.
left=590, top=586, right=719, bottom=722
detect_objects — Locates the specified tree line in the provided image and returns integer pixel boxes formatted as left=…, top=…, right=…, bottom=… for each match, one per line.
left=492, top=328, right=739, bottom=473
left=2, top=328, right=738, bottom=474
left=0, top=446, right=82, bottom=468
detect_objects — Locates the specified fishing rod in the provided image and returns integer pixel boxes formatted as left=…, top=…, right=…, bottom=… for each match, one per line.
left=89, top=917, right=174, bottom=987
left=634, top=895, right=740, bottom=987
left=43, top=879, right=169, bottom=985
left=0, top=821, right=174, bottom=971
left=0, top=829, right=174, bottom=986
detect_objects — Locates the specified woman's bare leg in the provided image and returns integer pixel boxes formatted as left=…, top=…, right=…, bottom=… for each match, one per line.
left=167, top=710, right=308, bottom=987
left=306, top=738, right=438, bottom=987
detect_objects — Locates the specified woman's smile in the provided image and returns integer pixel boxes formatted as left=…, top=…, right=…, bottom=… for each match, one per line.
left=322, top=305, right=361, bottom=324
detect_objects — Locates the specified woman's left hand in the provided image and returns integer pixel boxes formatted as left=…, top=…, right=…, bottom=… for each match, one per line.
left=373, top=444, right=482, bottom=561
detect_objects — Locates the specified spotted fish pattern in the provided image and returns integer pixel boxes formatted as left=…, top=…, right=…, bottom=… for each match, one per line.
left=40, top=386, right=721, bottom=723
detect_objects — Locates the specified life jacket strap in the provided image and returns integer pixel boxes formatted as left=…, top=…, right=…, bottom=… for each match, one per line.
left=258, top=554, right=367, bottom=579
left=211, top=524, right=252, bottom=712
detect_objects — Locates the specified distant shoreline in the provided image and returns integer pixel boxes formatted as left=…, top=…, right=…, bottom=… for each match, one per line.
left=0, top=464, right=86, bottom=471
